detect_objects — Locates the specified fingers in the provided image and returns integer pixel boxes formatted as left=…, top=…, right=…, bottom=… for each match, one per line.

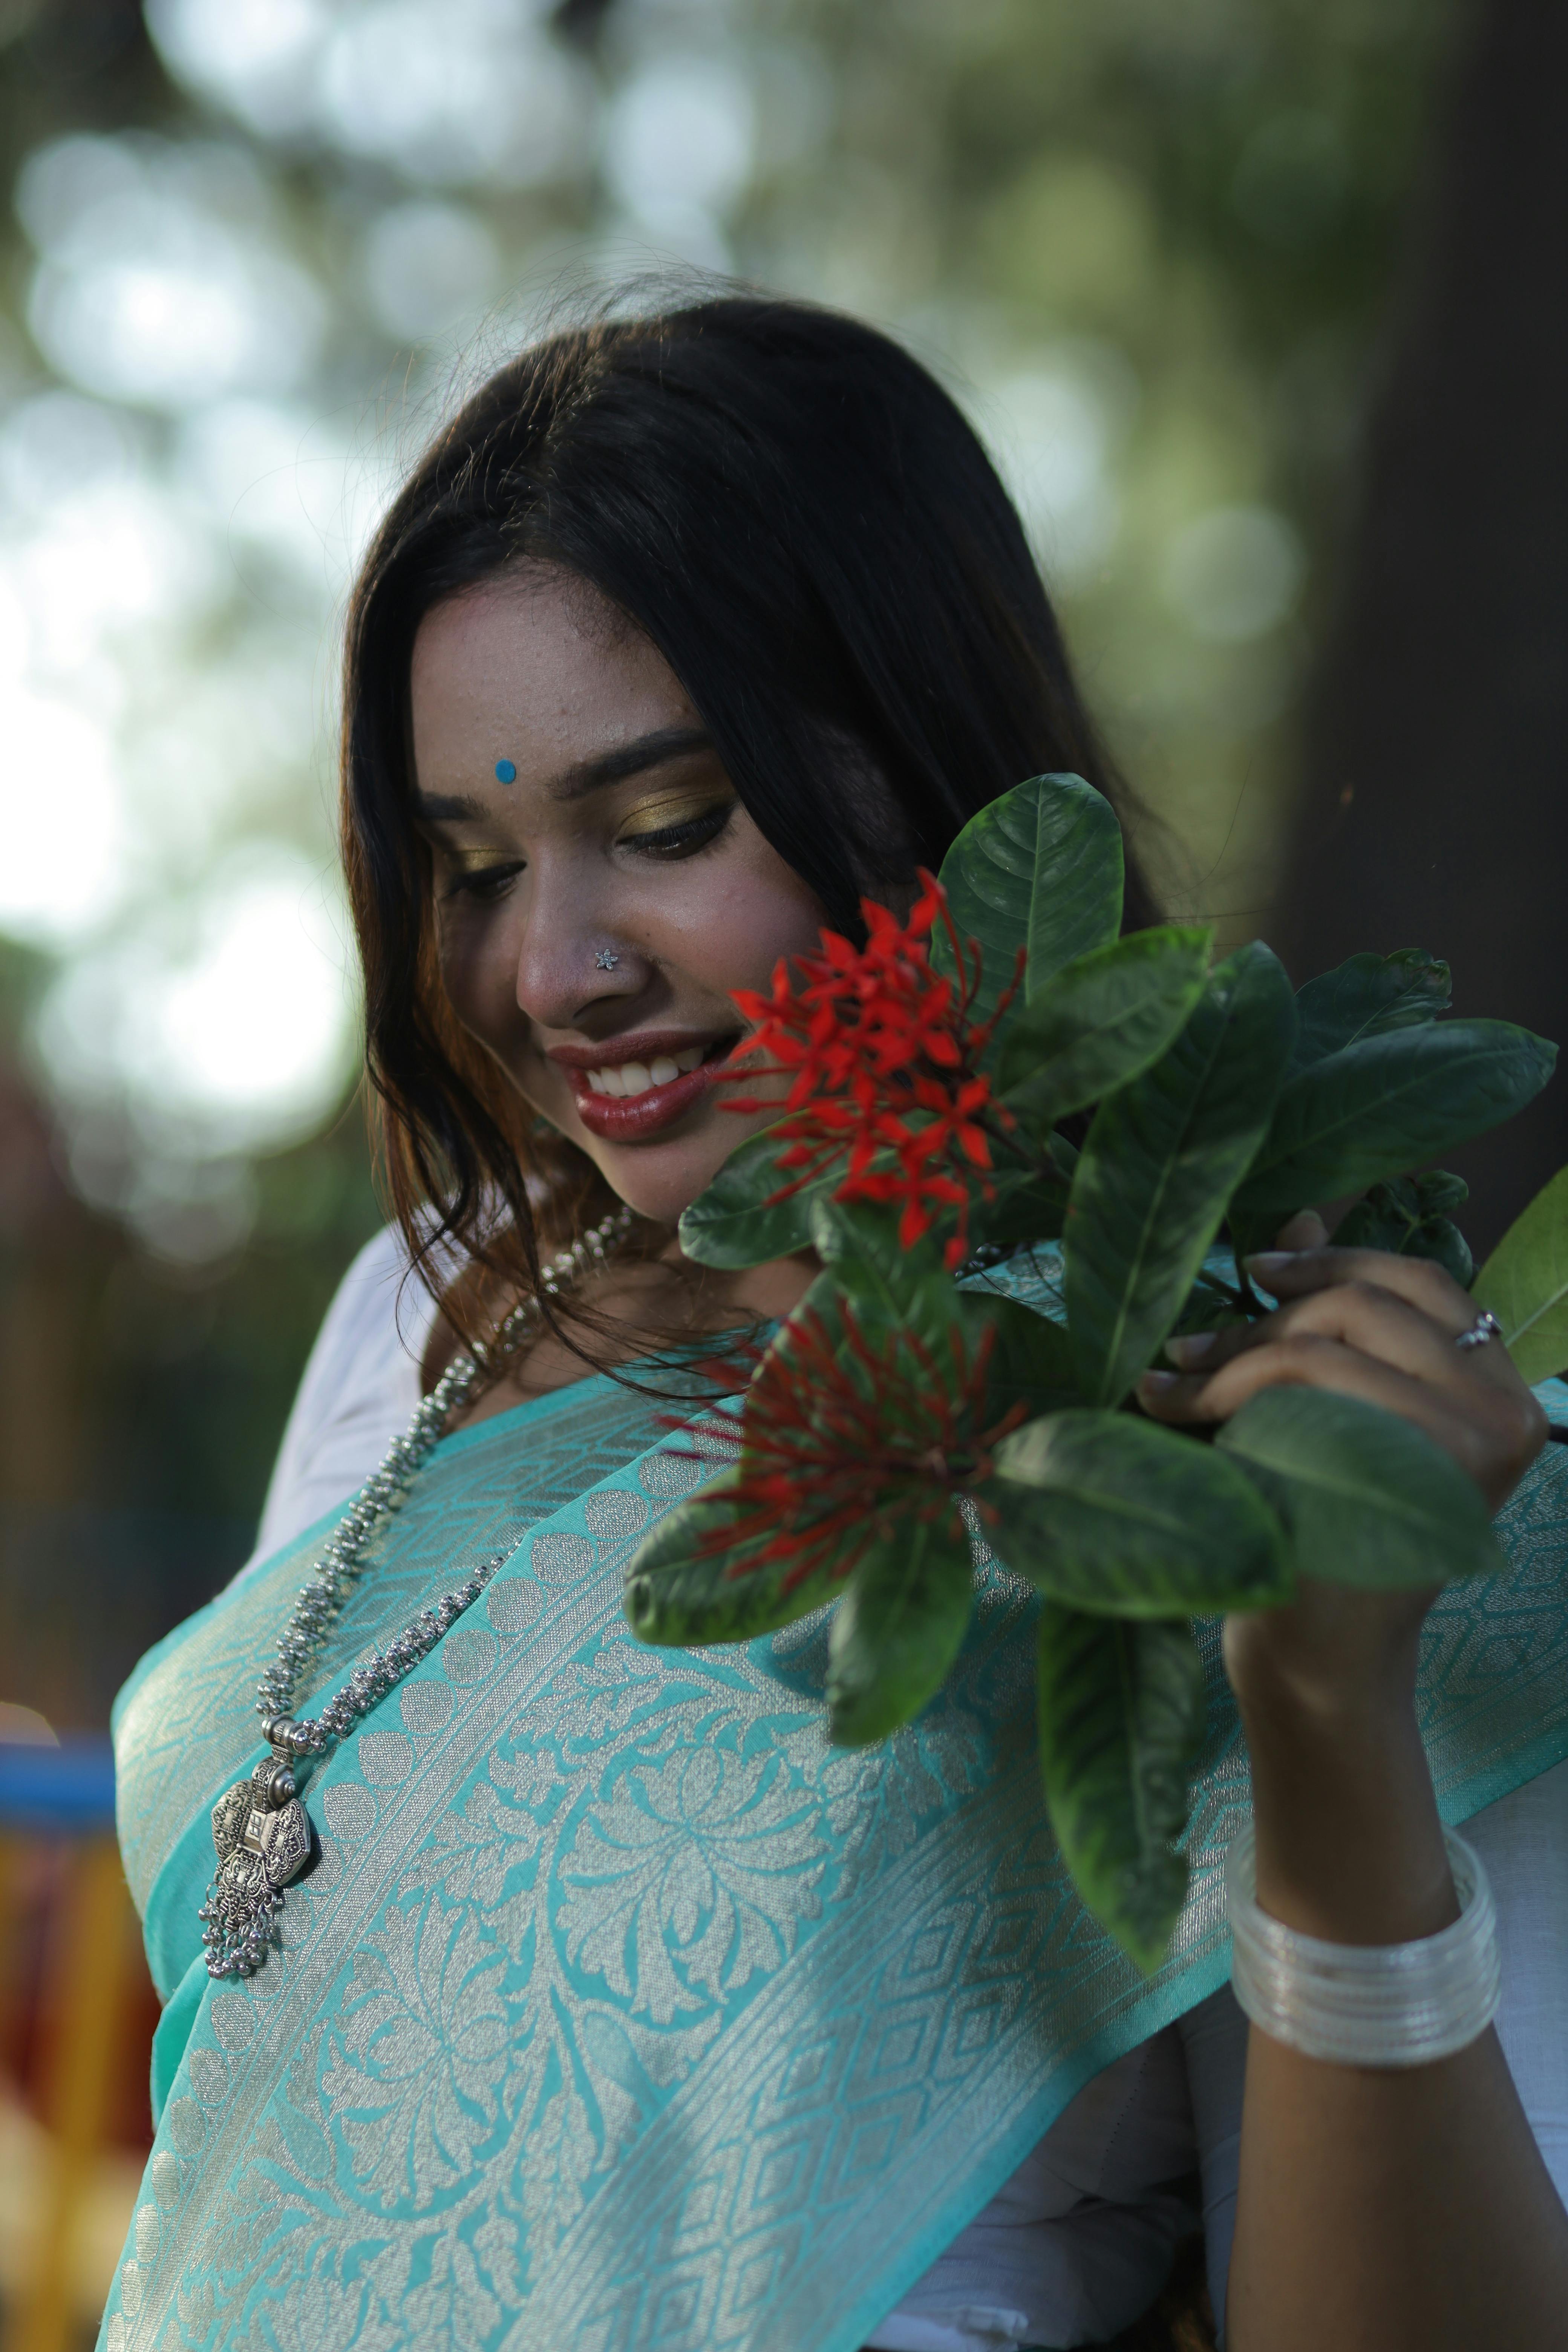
left=1272, top=1209, right=1329, bottom=1251
left=1140, top=1331, right=1522, bottom=1499
left=1245, top=1243, right=1475, bottom=1335
left=1143, top=1281, right=1548, bottom=1506
left=1238, top=1242, right=1536, bottom=1421
left=1166, top=1274, right=1485, bottom=1400
left=1151, top=1328, right=1452, bottom=1430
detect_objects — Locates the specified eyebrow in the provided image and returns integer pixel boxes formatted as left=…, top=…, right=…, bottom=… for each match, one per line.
left=412, top=725, right=715, bottom=825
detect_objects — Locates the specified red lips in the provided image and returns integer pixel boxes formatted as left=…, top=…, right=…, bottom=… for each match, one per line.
left=548, top=1031, right=739, bottom=1145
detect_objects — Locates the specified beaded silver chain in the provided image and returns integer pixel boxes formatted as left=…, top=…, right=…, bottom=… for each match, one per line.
left=199, top=1202, right=635, bottom=1978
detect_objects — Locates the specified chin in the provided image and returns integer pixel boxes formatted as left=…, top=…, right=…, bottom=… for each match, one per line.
left=588, top=1143, right=726, bottom=1230
left=578, top=1108, right=775, bottom=1233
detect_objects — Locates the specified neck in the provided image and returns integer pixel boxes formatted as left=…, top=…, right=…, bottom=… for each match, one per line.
left=661, top=1239, right=819, bottom=1325
left=432, top=1241, right=819, bottom=1427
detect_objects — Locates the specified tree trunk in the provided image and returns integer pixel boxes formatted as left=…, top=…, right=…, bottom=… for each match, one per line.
left=1280, top=0, right=1568, bottom=1256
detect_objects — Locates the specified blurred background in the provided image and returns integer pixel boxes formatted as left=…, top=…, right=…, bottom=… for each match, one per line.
left=0, top=0, right=1562, bottom=2336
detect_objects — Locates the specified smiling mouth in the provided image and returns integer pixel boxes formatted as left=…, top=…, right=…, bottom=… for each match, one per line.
left=582, top=1044, right=707, bottom=1098
left=555, top=1032, right=744, bottom=1142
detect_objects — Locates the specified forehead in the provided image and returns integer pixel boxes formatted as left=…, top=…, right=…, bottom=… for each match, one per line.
left=409, top=571, right=693, bottom=779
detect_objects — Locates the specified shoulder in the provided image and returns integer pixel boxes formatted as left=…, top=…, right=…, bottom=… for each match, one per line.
left=242, top=1225, right=443, bottom=1576
left=282, top=1222, right=440, bottom=1439
left=309, top=1221, right=435, bottom=1375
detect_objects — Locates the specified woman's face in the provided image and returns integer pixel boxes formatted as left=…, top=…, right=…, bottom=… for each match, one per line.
left=409, top=569, right=827, bottom=1230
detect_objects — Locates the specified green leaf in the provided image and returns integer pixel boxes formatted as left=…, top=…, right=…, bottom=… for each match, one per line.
left=746, top=1267, right=870, bottom=1426
left=959, top=1292, right=1081, bottom=1418
left=1332, top=1173, right=1473, bottom=1288
left=932, top=772, right=1124, bottom=1025
left=983, top=1409, right=1290, bottom=1614
left=804, top=1212, right=1076, bottom=1427
left=680, top=1126, right=954, bottom=1274
left=1402, top=1168, right=1469, bottom=1215
left=1291, top=949, right=1452, bottom=1072
left=809, top=1195, right=961, bottom=1360
left=808, top=1189, right=932, bottom=1277
left=1065, top=940, right=1298, bottom=1406
left=1380, top=1217, right=1473, bottom=1288
left=1035, top=1604, right=1204, bottom=1972
left=1171, top=1272, right=1255, bottom=1343
left=678, top=1124, right=825, bottom=1269
left=825, top=1514, right=976, bottom=1745
left=997, top=925, right=1213, bottom=1135
left=1216, top=1387, right=1506, bottom=1589
left=623, top=1469, right=847, bottom=1647
left=962, top=1161, right=1072, bottom=1253
left=750, top=1259, right=972, bottom=1510
left=1234, top=1021, right=1557, bottom=1219
left=1473, top=1163, right=1568, bottom=1383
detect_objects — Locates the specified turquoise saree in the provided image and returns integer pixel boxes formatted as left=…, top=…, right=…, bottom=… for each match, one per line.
left=103, top=1256, right=1568, bottom=2352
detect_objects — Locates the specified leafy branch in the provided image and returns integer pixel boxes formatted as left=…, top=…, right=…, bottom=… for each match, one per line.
left=625, top=772, right=1563, bottom=1971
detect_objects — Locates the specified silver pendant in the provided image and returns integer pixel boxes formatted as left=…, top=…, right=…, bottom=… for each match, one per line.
left=200, top=1750, right=313, bottom=1977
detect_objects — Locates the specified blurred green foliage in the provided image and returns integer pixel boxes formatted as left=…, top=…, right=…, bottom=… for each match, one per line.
left=0, top=0, right=1463, bottom=1721
left=0, top=940, right=382, bottom=1723
left=766, top=0, right=1454, bottom=906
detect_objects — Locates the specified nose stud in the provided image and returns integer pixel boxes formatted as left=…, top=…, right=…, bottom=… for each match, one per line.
left=594, top=948, right=620, bottom=971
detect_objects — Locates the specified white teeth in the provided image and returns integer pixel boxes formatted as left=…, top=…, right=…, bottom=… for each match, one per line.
left=583, top=1044, right=710, bottom=1097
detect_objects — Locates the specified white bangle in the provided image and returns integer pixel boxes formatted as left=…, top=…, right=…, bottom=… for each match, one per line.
left=1225, top=1821, right=1501, bottom=2067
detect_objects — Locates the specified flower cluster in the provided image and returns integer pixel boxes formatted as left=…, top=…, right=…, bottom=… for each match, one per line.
left=700, top=1302, right=1023, bottom=1594
left=723, top=872, right=1018, bottom=1267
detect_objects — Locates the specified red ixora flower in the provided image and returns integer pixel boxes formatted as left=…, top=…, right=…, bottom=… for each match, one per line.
left=721, top=871, right=1019, bottom=1269
left=699, top=1300, right=1024, bottom=1595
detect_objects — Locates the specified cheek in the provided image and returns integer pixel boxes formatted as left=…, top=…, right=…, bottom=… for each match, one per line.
left=648, top=844, right=824, bottom=995
left=436, top=913, right=520, bottom=1048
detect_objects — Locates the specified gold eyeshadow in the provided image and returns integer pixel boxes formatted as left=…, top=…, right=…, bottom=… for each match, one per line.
left=440, top=844, right=520, bottom=873
left=614, top=781, right=737, bottom=841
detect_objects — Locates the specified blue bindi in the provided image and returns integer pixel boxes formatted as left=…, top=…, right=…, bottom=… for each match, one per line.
left=494, top=758, right=516, bottom=784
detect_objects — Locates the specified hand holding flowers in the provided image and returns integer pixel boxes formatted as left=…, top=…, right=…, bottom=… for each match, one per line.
left=625, top=773, right=1568, bottom=1968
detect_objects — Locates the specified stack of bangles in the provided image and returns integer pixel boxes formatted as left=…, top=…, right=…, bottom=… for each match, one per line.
left=1225, top=1824, right=1502, bottom=2066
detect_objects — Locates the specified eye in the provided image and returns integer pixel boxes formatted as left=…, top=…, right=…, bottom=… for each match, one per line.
left=443, top=860, right=524, bottom=903
left=619, top=800, right=736, bottom=862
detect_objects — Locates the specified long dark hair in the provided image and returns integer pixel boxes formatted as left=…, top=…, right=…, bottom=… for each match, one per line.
left=341, top=292, right=1153, bottom=1352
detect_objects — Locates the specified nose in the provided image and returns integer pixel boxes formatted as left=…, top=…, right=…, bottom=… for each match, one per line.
left=509, top=867, right=642, bottom=1031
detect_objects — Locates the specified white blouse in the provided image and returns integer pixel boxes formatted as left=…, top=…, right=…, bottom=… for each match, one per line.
left=239, top=1227, right=1568, bottom=2350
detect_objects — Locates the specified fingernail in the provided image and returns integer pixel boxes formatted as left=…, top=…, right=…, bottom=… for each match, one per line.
left=1138, top=1369, right=1178, bottom=1393
left=1245, top=1251, right=1294, bottom=1285
left=1165, top=1331, right=1216, bottom=1367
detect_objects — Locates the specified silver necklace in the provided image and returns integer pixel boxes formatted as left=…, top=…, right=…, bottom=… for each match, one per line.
left=201, top=1203, right=635, bottom=1978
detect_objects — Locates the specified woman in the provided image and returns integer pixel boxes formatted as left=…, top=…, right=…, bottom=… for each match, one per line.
left=105, top=298, right=1568, bottom=2352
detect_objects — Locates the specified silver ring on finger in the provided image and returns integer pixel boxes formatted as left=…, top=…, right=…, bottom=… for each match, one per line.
left=1455, top=1309, right=1504, bottom=1353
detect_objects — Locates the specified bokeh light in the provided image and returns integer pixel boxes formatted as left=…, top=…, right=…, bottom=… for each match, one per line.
left=33, top=842, right=357, bottom=1258
left=603, top=57, right=755, bottom=254
left=984, top=349, right=1136, bottom=591
left=145, top=0, right=595, bottom=185
left=0, top=693, right=127, bottom=945
left=1161, top=507, right=1307, bottom=644
left=19, top=135, right=325, bottom=410
left=363, top=202, right=503, bottom=341
left=0, top=0, right=1449, bottom=1269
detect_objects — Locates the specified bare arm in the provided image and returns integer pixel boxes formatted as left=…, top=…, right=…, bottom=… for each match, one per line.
left=1141, top=1218, right=1568, bottom=2352
left=1226, top=1623, right=1568, bottom=2351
